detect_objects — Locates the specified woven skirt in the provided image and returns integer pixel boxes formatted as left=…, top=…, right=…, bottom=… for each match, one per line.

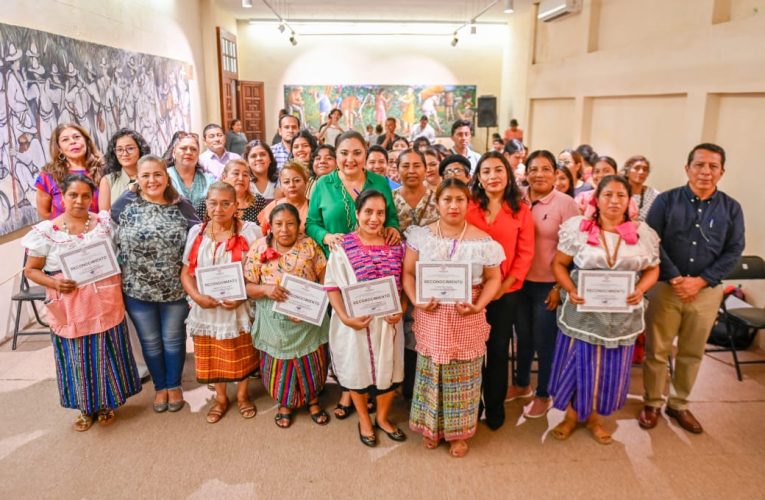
left=51, top=320, right=142, bottom=414
left=192, top=333, right=259, bottom=383
left=409, top=354, right=483, bottom=442
left=260, top=346, right=328, bottom=409
left=548, top=331, right=635, bottom=421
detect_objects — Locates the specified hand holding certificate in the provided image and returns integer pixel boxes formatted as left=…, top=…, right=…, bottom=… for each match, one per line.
left=341, top=276, right=402, bottom=319
left=196, top=263, right=247, bottom=302
left=415, top=261, right=471, bottom=304
left=59, top=240, right=121, bottom=287
left=576, top=270, right=636, bottom=313
left=272, top=275, right=329, bottom=326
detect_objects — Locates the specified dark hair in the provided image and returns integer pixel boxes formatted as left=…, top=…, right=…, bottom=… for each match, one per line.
left=435, top=177, right=470, bottom=200
left=243, top=140, right=278, bottom=183
left=438, top=154, right=471, bottom=177
left=336, top=130, right=368, bottom=153
left=510, top=118, right=519, bottom=127
left=432, top=143, right=449, bottom=161
left=329, top=108, right=342, bottom=119
left=162, top=131, right=185, bottom=163
left=289, top=130, right=318, bottom=159
left=103, top=128, right=151, bottom=177
left=687, top=143, right=726, bottom=168
left=451, top=119, right=472, bottom=136
left=170, top=134, right=204, bottom=174
left=265, top=202, right=302, bottom=246
left=385, top=117, right=396, bottom=125
left=555, top=164, right=576, bottom=198
left=278, top=113, right=300, bottom=128
left=423, top=146, right=440, bottom=160
left=526, top=149, right=557, bottom=172
left=354, top=189, right=387, bottom=219
left=576, top=144, right=598, bottom=167
left=396, top=148, right=426, bottom=169
left=594, top=155, right=618, bottom=173
left=309, top=144, right=336, bottom=177
left=622, top=155, right=650, bottom=176
left=420, top=115, right=428, bottom=122
left=592, top=175, right=632, bottom=223
left=136, top=154, right=182, bottom=204
left=392, top=137, right=410, bottom=149
left=471, top=151, right=522, bottom=214
left=375, top=124, right=383, bottom=134
left=368, top=144, right=389, bottom=161
left=412, top=137, right=430, bottom=151
left=228, top=119, right=241, bottom=130
left=560, top=148, right=584, bottom=180
left=203, top=123, right=224, bottom=137
left=503, top=139, right=525, bottom=156
left=61, top=173, right=97, bottom=195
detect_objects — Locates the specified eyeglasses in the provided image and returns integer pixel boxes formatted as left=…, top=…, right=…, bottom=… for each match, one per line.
left=115, top=146, right=138, bottom=155
left=177, top=131, right=199, bottom=140
left=205, top=200, right=234, bottom=208
left=444, top=168, right=468, bottom=176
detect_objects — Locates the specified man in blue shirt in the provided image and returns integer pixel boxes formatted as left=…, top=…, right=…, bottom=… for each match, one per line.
left=640, top=143, right=745, bottom=434
left=271, top=114, right=300, bottom=170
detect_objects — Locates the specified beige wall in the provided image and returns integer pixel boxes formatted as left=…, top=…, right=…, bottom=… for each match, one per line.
left=0, top=0, right=211, bottom=341
left=236, top=22, right=511, bottom=151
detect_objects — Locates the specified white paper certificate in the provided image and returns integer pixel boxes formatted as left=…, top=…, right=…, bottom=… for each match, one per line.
left=59, top=240, right=121, bottom=286
left=415, top=261, right=472, bottom=304
left=272, top=275, right=329, bottom=326
left=576, top=270, right=636, bottom=313
left=196, top=263, right=247, bottom=301
left=341, top=276, right=402, bottom=318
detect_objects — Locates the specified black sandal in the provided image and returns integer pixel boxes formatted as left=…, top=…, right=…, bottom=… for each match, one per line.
left=375, top=421, right=407, bottom=442
left=308, top=402, right=330, bottom=425
left=358, top=423, right=377, bottom=447
left=274, top=411, right=293, bottom=429
left=333, top=403, right=355, bottom=420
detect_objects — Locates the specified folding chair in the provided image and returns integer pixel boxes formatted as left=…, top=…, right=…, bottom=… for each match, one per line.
left=11, top=252, right=50, bottom=350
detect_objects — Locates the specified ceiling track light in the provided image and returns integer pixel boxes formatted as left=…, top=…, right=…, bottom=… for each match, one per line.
left=451, top=34, right=459, bottom=47
left=503, top=0, right=515, bottom=14
left=470, top=20, right=477, bottom=34
left=242, top=0, right=253, bottom=7
left=278, top=22, right=285, bottom=33
left=289, top=33, right=297, bottom=46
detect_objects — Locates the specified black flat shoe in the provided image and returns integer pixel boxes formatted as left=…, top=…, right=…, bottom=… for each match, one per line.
left=358, top=423, right=377, bottom=447
left=375, top=422, right=407, bottom=442
left=334, top=403, right=355, bottom=420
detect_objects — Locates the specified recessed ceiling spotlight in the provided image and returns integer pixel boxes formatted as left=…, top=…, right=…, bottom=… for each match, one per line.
left=503, top=0, right=514, bottom=14
left=242, top=0, right=253, bottom=8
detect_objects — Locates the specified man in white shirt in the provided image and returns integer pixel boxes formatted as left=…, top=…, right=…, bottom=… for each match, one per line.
left=409, top=115, right=436, bottom=143
left=199, top=123, right=240, bottom=178
left=450, top=119, right=481, bottom=174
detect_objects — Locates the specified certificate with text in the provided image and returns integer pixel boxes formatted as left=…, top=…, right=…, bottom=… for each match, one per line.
left=196, top=263, right=247, bottom=301
left=576, top=270, right=636, bottom=313
left=59, top=240, right=121, bottom=287
left=415, top=261, right=472, bottom=304
left=272, top=275, right=329, bottom=326
left=341, top=276, right=402, bottom=319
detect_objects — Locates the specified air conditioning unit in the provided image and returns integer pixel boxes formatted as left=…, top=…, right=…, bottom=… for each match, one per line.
left=537, top=0, right=582, bottom=22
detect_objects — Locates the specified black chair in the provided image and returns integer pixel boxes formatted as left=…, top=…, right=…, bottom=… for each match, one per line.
left=708, top=255, right=765, bottom=381
left=11, top=253, right=50, bottom=350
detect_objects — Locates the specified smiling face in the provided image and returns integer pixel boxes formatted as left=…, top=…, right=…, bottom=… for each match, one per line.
left=554, top=169, right=571, bottom=194
left=397, top=151, right=425, bottom=189
left=222, top=162, right=250, bottom=196
left=62, top=181, right=93, bottom=217
left=437, top=186, right=469, bottom=226
left=270, top=209, right=299, bottom=248
left=591, top=160, right=617, bottom=186
left=366, top=150, right=387, bottom=176
left=596, top=180, right=630, bottom=222
left=356, top=195, right=387, bottom=237
left=246, top=145, right=271, bottom=178
left=115, top=135, right=140, bottom=169
left=203, top=126, right=225, bottom=153
left=424, top=153, right=441, bottom=186
left=337, top=137, right=367, bottom=178
left=477, top=157, right=508, bottom=196
left=526, top=156, right=556, bottom=196
left=205, top=188, right=237, bottom=225
left=279, top=168, right=307, bottom=202
left=312, top=148, right=337, bottom=177
left=392, top=139, right=408, bottom=152
left=291, top=137, right=312, bottom=163
left=558, top=151, right=581, bottom=177
left=173, top=137, right=199, bottom=170
left=58, top=127, right=87, bottom=163
left=137, top=160, right=169, bottom=202
left=685, top=149, right=724, bottom=197
left=279, top=116, right=300, bottom=144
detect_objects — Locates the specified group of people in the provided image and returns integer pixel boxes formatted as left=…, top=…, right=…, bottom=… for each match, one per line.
left=22, top=112, right=745, bottom=458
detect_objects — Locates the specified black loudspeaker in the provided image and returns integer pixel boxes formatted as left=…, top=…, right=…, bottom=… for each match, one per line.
left=477, top=95, right=497, bottom=128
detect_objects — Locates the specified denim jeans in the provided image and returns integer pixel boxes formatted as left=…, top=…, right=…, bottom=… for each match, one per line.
left=513, top=281, right=558, bottom=398
left=124, top=296, right=188, bottom=391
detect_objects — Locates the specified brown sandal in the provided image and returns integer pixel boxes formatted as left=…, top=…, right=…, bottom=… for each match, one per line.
left=206, top=399, right=229, bottom=424
left=449, top=440, right=469, bottom=458
left=422, top=437, right=439, bottom=449
left=237, top=400, right=257, bottom=419
left=97, top=409, right=116, bottom=426
left=73, top=413, right=94, bottom=432
left=551, top=418, right=578, bottom=440
left=587, top=422, right=613, bottom=445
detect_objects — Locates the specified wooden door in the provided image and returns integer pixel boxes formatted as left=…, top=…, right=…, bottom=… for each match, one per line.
left=237, top=81, right=266, bottom=142
left=216, top=27, right=238, bottom=128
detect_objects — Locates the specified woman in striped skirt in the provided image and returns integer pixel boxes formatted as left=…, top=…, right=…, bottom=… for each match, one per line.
left=549, top=176, right=660, bottom=444
left=180, top=182, right=262, bottom=424
left=22, top=174, right=141, bottom=431
left=244, top=203, right=330, bottom=428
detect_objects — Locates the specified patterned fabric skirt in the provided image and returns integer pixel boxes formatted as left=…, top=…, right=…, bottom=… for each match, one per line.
left=192, top=333, right=259, bottom=383
left=548, top=331, right=635, bottom=422
left=409, top=354, right=483, bottom=442
left=260, top=346, right=328, bottom=409
left=51, top=321, right=142, bottom=414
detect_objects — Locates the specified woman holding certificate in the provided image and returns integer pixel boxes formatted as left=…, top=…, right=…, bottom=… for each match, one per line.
left=466, top=152, right=534, bottom=430
left=324, top=189, right=406, bottom=447
left=181, top=181, right=261, bottom=423
left=402, top=179, right=504, bottom=457
left=22, top=174, right=141, bottom=431
left=245, top=204, right=331, bottom=428
left=306, top=130, right=400, bottom=420
left=549, top=175, right=660, bottom=444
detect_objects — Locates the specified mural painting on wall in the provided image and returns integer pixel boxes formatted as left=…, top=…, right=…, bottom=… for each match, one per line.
left=283, top=84, right=478, bottom=136
left=0, top=22, right=192, bottom=237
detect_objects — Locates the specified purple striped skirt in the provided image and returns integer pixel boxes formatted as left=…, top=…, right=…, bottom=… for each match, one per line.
left=548, top=331, right=634, bottom=421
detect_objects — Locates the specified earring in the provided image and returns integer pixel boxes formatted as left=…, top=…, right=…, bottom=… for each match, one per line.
left=58, top=153, right=66, bottom=162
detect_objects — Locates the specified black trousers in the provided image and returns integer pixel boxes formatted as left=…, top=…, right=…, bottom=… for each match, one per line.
left=482, top=291, right=520, bottom=430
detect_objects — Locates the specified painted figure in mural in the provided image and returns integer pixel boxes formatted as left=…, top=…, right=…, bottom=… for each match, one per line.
left=395, top=87, right=416, bottom=135
left=421, top=94, right=441, bottom=133
left=96, top=57, right=119, bottom=146
left=444, top=90, right=455, bottom=122
left=25, top=49, right=56, bottom=160
left=6, top=43, right=36, bottom=140
left=83, top=61, right=107, bottom=151
left=313, top=86, right=333, bottom=124
left=286, top=85, right=305, bottom=123
left=14, top=132, right=44, bottom=203
left=340, top=94, right=363, bottom=130
left=375, top=88, right=391, bottom=125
